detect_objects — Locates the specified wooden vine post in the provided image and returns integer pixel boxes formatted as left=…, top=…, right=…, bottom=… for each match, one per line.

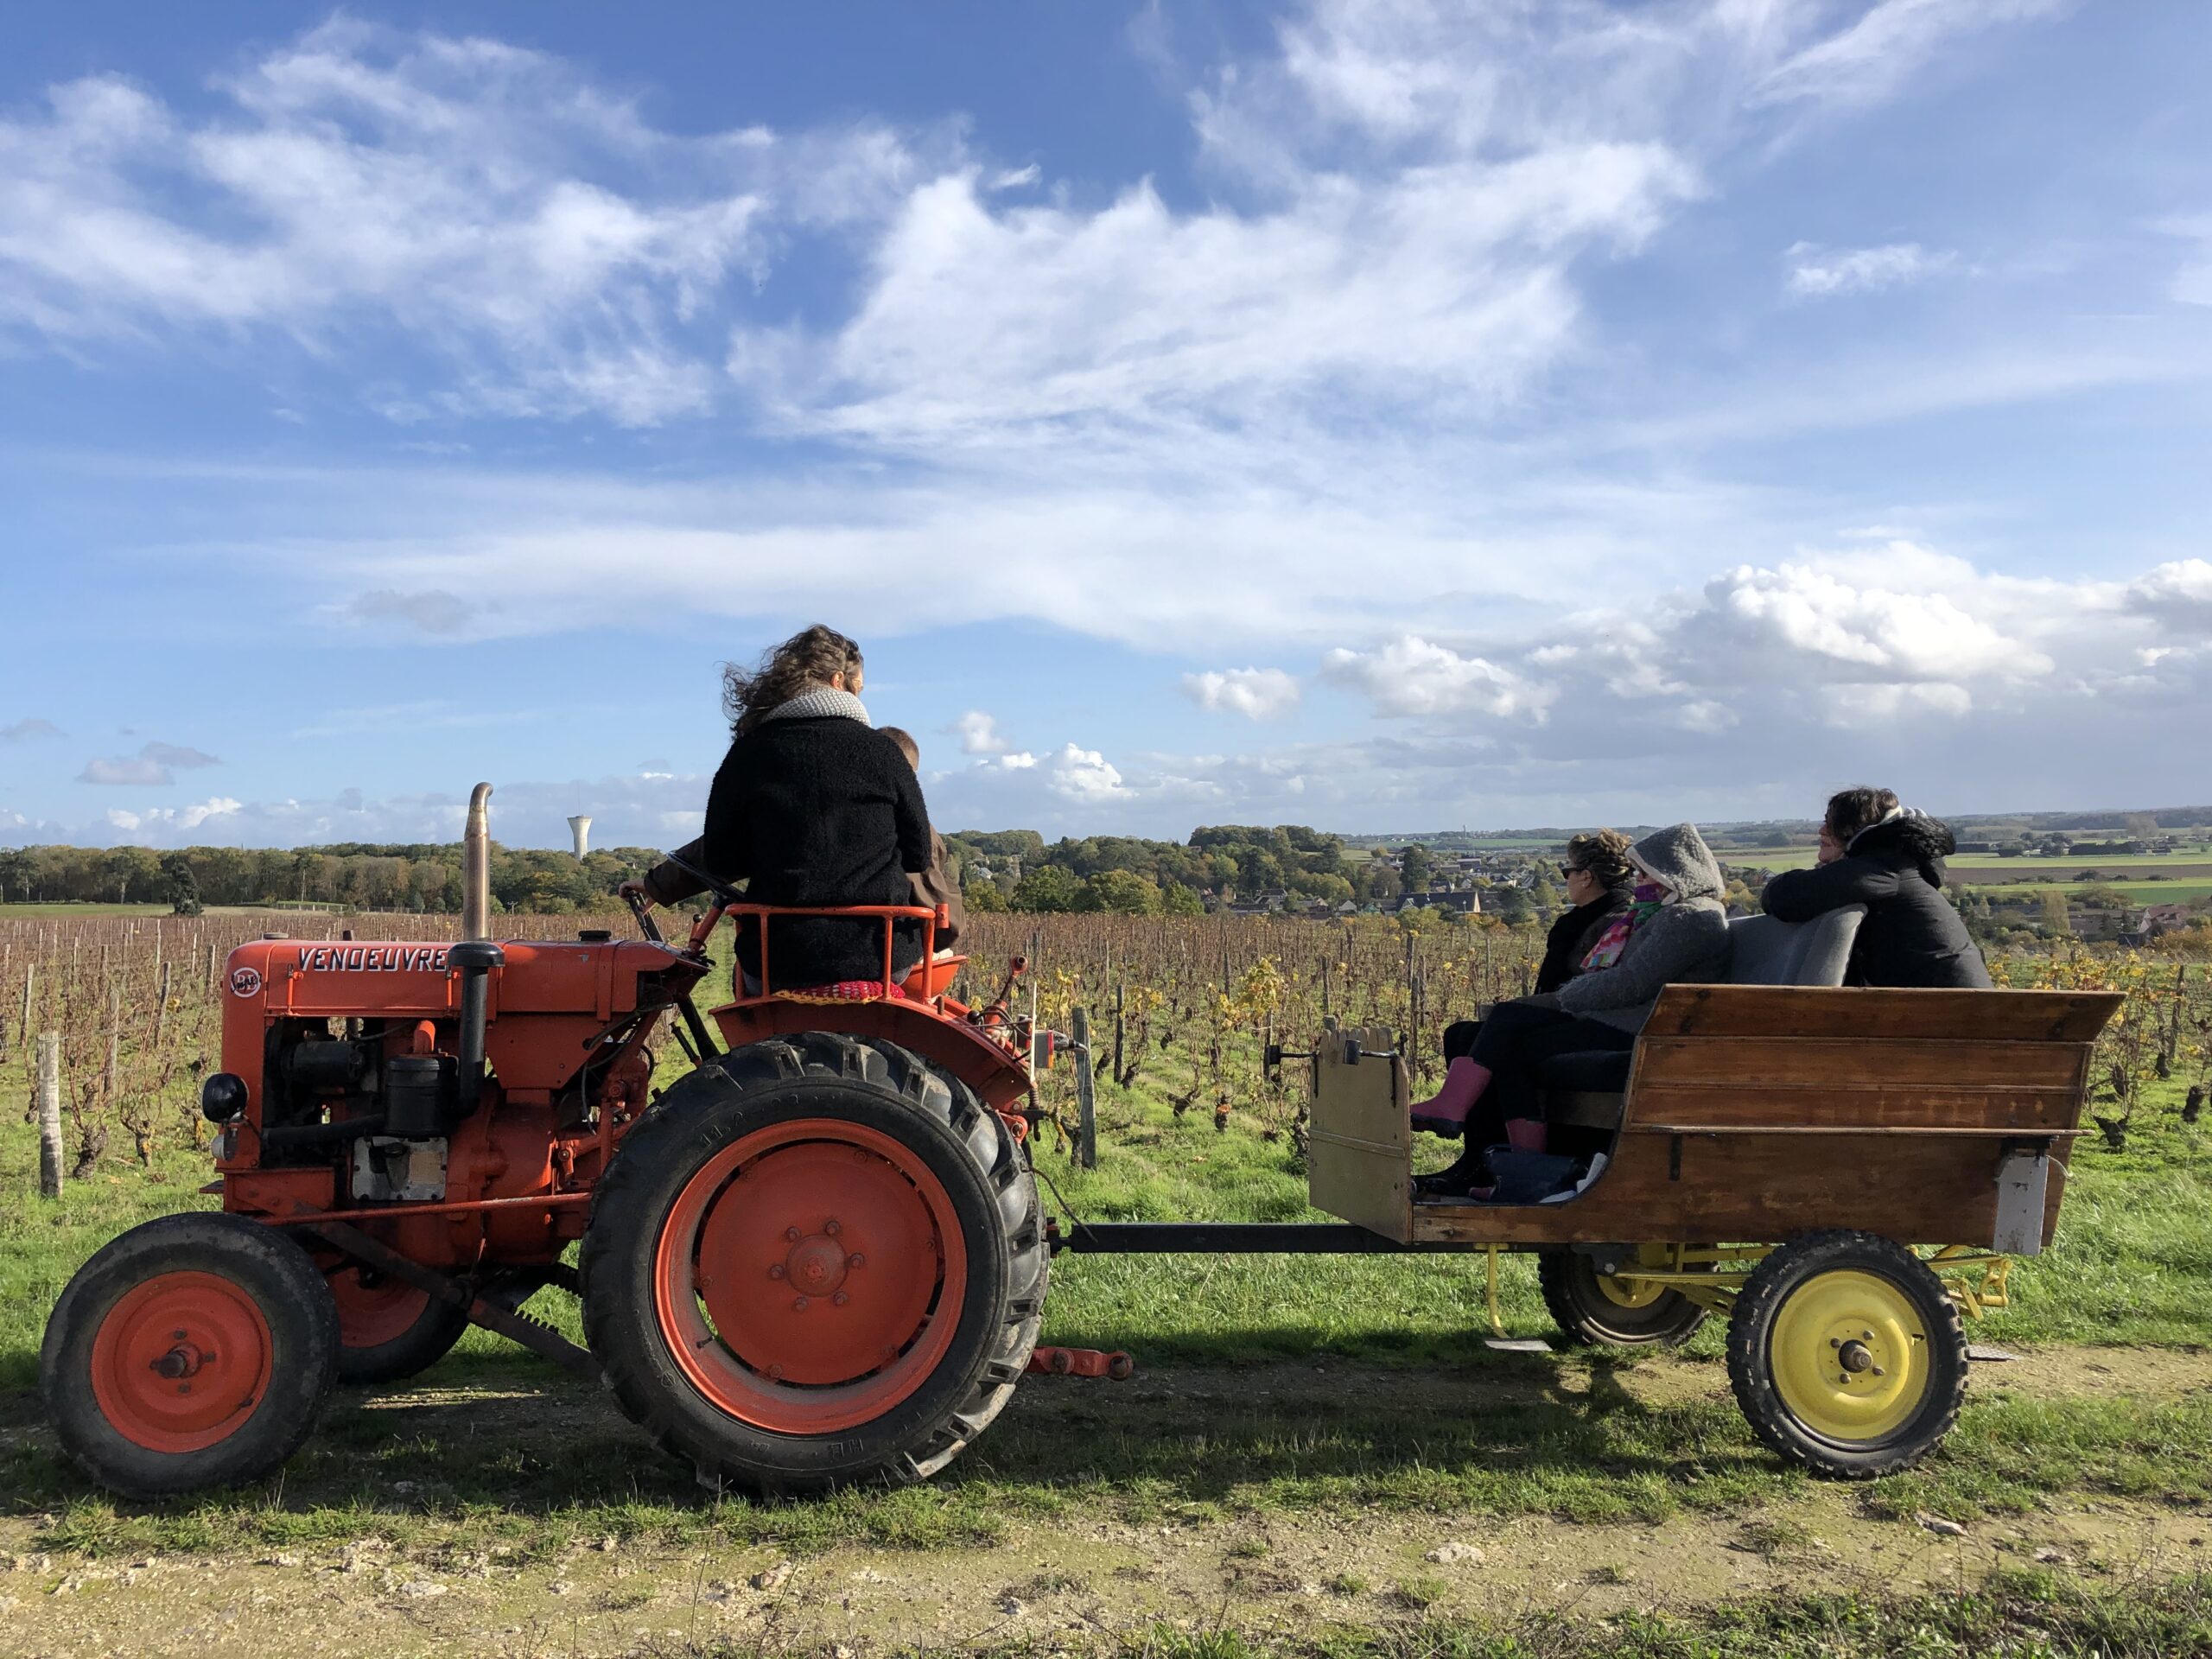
left=36, top=1032, right=64, bottom=1198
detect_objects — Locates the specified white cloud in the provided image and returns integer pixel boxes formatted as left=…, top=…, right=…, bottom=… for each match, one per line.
left=952, top=709, right=1011, bottom=755
left=2, top=718, right=65, bottom=741
left=987, top=163, right=1040, bottom=192
left=1785, top=241, right=1951, bottom=298
left=1182, top=667, right=1302, bottom=721
left=1673, top=562, right=2050, bottom=688
left=1754, top=0, right=2066, bottom=111
left=0, top=21, right=931, bottom=425
left=1321, top=637, right=1548, bottom=719
left=1045, top=743, right=1126, bottom=804
left=77, top=739, right=220, bottom=785
left=2128, top=559, right=2212, bottom=634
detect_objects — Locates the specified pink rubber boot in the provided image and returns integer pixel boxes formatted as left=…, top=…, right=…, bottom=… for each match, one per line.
left=1409, top=1058, right=1491, bottom=1138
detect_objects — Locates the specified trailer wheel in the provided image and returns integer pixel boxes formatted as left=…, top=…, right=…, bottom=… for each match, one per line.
left=41, top=1211, right=340, bottom=1498
left=1538, top=1247, right=1709, bottom=1348
left=582, top=1033, right=1045, bottom=1494
left=1726, top=1230, right=1966, bottom=1478
left=327, top=1266, right=469, bottom=1385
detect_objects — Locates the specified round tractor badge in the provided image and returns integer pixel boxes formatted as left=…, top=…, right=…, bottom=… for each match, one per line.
left=228, top=965, right=264, bottom=997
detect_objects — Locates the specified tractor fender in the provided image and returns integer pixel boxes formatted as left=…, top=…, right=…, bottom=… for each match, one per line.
left=708, top=998, right=1031, bottom=1115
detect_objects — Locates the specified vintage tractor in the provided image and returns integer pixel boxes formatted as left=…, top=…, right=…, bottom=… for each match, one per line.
left=42, top=785, right=2123, bottom=1497
left=41, top=786, right=1048, bottom=1498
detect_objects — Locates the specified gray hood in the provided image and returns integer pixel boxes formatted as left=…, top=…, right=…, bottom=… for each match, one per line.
left=1628, top=823, right=1724, bottom=904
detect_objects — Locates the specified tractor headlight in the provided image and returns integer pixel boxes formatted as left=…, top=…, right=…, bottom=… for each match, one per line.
left=200, top=1072, right=248, bottom=1124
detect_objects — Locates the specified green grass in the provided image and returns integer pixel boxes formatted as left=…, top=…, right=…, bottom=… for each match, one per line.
left=3, top=1039, right=2210, bottom=1558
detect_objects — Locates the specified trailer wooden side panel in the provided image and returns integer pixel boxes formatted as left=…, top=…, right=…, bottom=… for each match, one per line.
left=1403, top=986, right=2121, bottom=1249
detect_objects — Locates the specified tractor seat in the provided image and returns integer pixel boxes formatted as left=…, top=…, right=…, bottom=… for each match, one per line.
left=1538, top=906, right=1868, bottom=1133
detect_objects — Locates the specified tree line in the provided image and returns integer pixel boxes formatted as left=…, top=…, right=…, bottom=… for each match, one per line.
left=0, top=824, right=1421, bottom=919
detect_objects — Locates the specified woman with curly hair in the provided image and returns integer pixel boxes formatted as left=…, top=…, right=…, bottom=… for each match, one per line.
left=626, top=625, right=935, bottom=993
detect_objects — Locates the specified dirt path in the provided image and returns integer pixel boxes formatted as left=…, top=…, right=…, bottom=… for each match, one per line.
left=6, top=1345, right=2210, bottom=1658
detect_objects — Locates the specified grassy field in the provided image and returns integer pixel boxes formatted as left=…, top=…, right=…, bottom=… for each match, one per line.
left=3, top=931, right=2210, bottom=1654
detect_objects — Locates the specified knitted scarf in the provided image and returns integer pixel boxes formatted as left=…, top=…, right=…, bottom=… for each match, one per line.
left=758, top=686, right=872, bottom=727
left=1577, top=880, right=1669, bottom=972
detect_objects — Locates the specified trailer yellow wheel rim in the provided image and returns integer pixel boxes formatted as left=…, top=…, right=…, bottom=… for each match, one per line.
left=1594, top=1247, right=1675, bottom=1310
left=1769, top=1269, right=1929, bottom=1444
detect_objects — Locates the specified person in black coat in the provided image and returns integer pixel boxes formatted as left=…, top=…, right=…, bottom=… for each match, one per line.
left=624, top=626, right=934, bottom=991
left=1761, top=788, right=1991, bottom=988
left=1438, top=830, right=1636, bottom=1065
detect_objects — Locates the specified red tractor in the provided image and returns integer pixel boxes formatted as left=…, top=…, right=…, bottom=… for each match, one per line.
left=41, top=786, right=1050, bottom=1498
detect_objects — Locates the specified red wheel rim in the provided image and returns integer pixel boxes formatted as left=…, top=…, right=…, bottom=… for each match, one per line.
left=89, top=1270, right=275, bottom=1453
left=326, top=1266, right=433, bottom=1351
left=653, top=1119, right=968, bottom=1434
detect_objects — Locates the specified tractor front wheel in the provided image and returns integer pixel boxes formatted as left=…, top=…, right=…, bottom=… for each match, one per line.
left=41, top=1212, right=340, bottom=1498
left=1726, top=1230, right=1966, bottom=1478
left=582, top=1033, right=1045, bottom=1493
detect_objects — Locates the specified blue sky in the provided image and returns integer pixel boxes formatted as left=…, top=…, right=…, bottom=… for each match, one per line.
left=3, top=1, right=2210, bottom=852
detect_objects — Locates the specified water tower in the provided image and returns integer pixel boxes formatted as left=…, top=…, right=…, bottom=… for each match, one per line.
left=567, top=815, right=592, bottom=860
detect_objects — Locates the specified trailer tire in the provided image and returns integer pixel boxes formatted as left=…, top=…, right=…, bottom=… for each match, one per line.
left=1537, top=1247, right=1708, bottom=1348
left=582, top=1032, right=1044, bottom=1494
left=41, top=1211, right=340, bottom=1499
left=1727, top=1230, right=1966, bottom=1479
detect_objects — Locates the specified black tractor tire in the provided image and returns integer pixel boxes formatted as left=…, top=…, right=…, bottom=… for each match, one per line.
left=581, top=1032, right=1045, bottom=1494
left=41, top=1211, right=341, bottom=1499
left=1537, top=1247, right=1709, bottom=1348
left=1726, top=1230, right=1967, bottom=1479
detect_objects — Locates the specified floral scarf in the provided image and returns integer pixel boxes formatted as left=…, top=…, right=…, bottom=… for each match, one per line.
left=1577, top=880, right=1668, bottom=972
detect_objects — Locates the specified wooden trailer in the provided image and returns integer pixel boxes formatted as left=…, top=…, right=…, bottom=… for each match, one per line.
left=1295, top=982, right=2124, bottom=1475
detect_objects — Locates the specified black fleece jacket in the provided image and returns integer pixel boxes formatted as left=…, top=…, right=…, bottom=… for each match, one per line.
left=1535, top=888, right=1634, bottom=994
left=701, top=717, right=933, bottom=988
left=1760, top=816, right=1991, bottom=989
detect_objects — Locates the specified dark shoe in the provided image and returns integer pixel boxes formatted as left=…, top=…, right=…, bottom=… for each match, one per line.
left=1410, top=1109, right=1465, bottom=1139
left=1414, top=1153, right=1491, bottom=1200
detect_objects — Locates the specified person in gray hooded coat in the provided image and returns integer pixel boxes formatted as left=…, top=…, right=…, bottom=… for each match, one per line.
left=1410, top=823, right=1731, bottom=1198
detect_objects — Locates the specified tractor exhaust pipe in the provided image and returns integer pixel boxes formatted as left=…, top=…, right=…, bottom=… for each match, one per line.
left=461, top=782, right=493, bottom=942
left=451, top=782, right=501, bottom=1122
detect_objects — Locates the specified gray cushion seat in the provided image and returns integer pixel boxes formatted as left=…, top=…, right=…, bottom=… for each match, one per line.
left=1541, top=906, right=1866, bottom=1123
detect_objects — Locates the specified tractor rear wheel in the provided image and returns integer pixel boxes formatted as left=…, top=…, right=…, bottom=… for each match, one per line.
left=582, top=1033, right=1045, bottom=1494
left=1726, top=1230, right=1966, bottom=1478
left=41, top=1211, right=340, bottom=1498
left=1538, top=1246, right=1709, bottom=1348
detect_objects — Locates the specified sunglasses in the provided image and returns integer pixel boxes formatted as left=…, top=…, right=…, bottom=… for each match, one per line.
left=1557, top=863, right=1586, bottom=878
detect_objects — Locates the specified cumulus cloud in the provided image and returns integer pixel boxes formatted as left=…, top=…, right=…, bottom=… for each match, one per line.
left=2128, top=559, right=2212, bottom=634
left=79, top=756, right=171, bottom=786
left=105, top=798, right=243, bottom=835
left=1785, top=241, right=1951, bottom=298
left=1321, top=637, right=1548, bottom=719
left=1672, top=562, right=2050, bottom=690
left=1182, top=668, right=1302, bottom=721
left=1045, top=743, right=1126, bottom=804
left=76, top=739, right=221, bottom=786
left=952, top=710, right=1011, bottom=755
